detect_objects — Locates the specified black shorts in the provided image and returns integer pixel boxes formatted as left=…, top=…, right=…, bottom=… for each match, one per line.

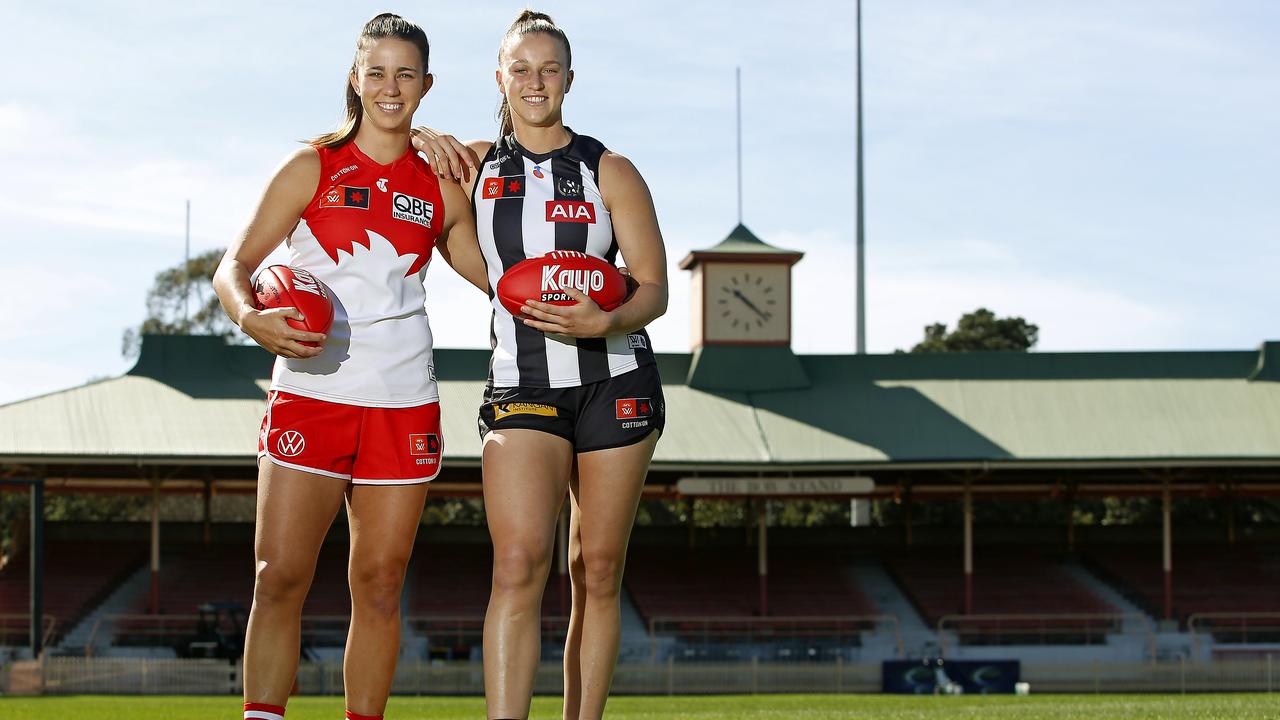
left=478, top=365, right=665, bottom=452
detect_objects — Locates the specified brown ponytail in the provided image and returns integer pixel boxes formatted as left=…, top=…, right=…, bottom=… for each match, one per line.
left=496, top=10, right=572, bottom=137
left=311, top=13, right=431, bottom=148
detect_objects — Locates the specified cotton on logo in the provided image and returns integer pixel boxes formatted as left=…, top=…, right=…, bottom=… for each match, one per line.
left=277, top=430, right=306, bottom=457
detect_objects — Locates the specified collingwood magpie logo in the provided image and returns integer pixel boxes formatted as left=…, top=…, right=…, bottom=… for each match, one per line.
left=392, top=192, right=434, bottom=228
left=557, top=176, right=583, bottom=199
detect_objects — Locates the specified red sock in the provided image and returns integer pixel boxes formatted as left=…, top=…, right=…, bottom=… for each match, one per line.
left=345, top=712, right=383, bottom=720
left=244, top=703, right=285, bottom=720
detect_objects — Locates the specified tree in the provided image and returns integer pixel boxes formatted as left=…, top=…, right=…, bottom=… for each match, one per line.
left=909, top=307, right=1038, bottom=353
left=122, top=248, right=239, bottom=357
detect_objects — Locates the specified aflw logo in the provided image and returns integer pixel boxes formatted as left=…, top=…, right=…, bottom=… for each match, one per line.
left=541, top=265, right=605, bottom=296
left=392, top=192, right=434, bottom=228
left=290, top=269, right=327, bottom=298
left=545, top=200, right=596, bottom=224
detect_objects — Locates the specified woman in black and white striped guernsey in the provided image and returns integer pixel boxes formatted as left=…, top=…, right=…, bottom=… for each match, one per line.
left=412, top=10, right=668, bottom=719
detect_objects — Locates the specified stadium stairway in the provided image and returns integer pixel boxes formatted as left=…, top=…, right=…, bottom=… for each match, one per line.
left=1060, top=560, right=1151, bottom=631
left=617, top=589, right=649, bottom=662
left=56, top=563, right=153, bottom=656
left=846, top=559, right=937, bottom=658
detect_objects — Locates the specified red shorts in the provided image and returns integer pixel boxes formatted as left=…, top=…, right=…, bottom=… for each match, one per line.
left=257, top=391, right=443, bottom=485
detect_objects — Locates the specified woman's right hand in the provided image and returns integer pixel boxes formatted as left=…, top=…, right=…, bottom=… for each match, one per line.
left=411, top=127, right=479, bottom=183
left=239, top=306, right=326, bottom=359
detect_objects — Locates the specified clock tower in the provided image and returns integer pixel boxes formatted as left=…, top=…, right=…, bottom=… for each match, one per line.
left=681, top=223, right=803, bottom=349
left=679, top=224, right=809, bottom=391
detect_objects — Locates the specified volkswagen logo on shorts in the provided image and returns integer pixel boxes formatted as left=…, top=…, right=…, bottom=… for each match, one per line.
left=277, top=430, right=306, bottom=457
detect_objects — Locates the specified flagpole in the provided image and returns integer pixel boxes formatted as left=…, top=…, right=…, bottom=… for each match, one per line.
left=855, top=0, right=866, bottom=354
left=736, top=66, right=743, bottom=226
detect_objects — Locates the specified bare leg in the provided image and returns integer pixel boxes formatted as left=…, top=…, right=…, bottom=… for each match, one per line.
left=343, top=481, right=430, bottom=715
left=561, top=470, right=585, bottom=719
left=243, top=461, right=347, bottom=706
left=564, top=432, right=658, bottom=720
left=482, top=429, right=573, bottom=720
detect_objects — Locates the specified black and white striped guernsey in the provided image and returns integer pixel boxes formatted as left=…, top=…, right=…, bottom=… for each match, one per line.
left=473, top=131, right=655, bottom=389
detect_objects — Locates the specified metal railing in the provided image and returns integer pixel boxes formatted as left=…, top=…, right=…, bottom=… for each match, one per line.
left=6, top=655, right=1279, bottom=695
left=0, top=613, right=57, bottom=649
left=937, top=613, right=1153, bottom=655
left=647, top=615, right=902, bottom=661
left=1189, top=612, right=1280, bottom=653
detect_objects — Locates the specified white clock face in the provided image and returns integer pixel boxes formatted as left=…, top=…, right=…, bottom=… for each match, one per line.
left=703, top=263, right=789, bottom=344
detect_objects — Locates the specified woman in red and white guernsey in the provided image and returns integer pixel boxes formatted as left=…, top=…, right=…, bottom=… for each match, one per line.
left=213, top=14, right=484, bottom=720
left=414, top=11, right=667, bottom=719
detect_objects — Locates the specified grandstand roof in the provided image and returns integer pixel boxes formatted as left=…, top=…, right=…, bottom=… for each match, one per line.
left=2, top=335, right=1279, bottom=476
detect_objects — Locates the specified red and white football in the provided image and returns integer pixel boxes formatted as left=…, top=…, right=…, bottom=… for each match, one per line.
left=253, top=265, right=334, bottom=346
left=496, top=250, right=628, bottom=317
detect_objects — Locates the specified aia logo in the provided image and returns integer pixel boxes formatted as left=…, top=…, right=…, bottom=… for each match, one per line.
left=546, top=201, right=596, bottom=224
left=277, top=430, right=306, bottom=457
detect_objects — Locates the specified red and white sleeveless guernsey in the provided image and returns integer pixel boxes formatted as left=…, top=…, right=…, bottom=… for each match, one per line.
left=271, top=142, right=443, bottom=407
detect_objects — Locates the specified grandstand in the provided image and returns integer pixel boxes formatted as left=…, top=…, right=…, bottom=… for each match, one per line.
left=2, top=228, right=1279, bottom=694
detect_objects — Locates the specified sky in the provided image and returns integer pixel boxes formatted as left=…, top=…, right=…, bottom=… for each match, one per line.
left=2, top=1, right=1277, bottom=405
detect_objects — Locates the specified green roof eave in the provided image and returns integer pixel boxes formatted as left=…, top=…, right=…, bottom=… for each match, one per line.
left=679, top=224, right=803, bottom=269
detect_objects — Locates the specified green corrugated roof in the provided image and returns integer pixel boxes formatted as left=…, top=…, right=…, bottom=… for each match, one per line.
left=1, top=335, right=1277, bottom=469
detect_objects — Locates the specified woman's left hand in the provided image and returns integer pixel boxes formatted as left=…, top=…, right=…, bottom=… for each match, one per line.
left=410, top=126, right=478, bottom=183
left=520, top=286, right=616, bottom=338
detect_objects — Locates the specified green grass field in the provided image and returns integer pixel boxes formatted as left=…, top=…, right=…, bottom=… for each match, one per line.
left=0, top=694, right=1275, bottom=719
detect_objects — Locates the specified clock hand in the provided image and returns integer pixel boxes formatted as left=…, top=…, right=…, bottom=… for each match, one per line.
left=731, top=289, right=772, bottom=321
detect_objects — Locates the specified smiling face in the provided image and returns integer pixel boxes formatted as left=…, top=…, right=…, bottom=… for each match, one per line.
left=497, top=32, right=572, bottom=131
left=350, top=37, right=432, bottom=134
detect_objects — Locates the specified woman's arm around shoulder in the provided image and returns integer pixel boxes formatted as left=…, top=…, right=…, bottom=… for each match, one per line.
left=411, top=126, right=492, bottom=190
left=212, top=146, right=326, bottom=359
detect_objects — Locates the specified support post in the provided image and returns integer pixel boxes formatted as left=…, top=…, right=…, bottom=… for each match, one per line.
left=1226, top=482, right=1236, bottom=546
left=963, top=480, right=973, bottom=615
left=149, top=477, right=161, bottom=614
left=30, top=478, right=45, bottom=656
left=1162, top=479, right=1173, bottom=622
left=902, top=481, right=913, bottom=549
left=686, top=497, right=696, bottom=550
left=757, top=501, right=768, bottom=617
left=202, top=476, right=213, bottom=547
left=1065, top=483, right=1076, bottom=553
